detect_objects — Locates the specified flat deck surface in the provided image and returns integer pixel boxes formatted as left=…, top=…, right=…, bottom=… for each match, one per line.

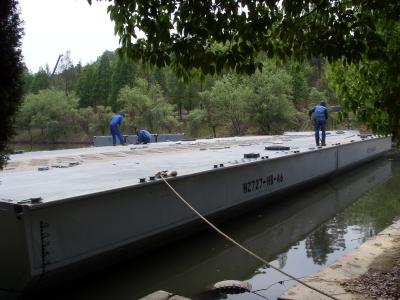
left=0, top=131, right=361, bottom=203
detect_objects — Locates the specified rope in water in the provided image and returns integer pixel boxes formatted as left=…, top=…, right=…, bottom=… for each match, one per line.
left=160, top=175, right=339, bottom=300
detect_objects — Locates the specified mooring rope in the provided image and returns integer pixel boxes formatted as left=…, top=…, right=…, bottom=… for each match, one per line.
left=160, top=175, right=340, bottom=300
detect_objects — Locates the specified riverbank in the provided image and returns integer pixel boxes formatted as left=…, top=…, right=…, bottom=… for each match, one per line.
left=278, top=220, right=400, bottom=300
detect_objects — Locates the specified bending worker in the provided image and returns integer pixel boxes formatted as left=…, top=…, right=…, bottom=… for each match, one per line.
left=136, top=129, right=151, bottom=144
left=309, top=101, right=328, bottom=146
left=109, top=112, right=126, bottom=146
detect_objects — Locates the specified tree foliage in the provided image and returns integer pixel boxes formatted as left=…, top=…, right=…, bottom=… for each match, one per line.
left=285, top=62, right=310, bottom=110
left=164, top=68, right=203, bottom=119
left=327, top=21, right=400, bottom=140
left=76, top=64, right=97, bottom=107
left=85, top=0, right=398, bottom=139
left=92, top=0, right=399, bottom=79
left=15, top=43, right=340, bottom=144
left=52, top=51, right=80, bottom=96
left=203, top=74, right=252, bottom=135
left=188, top=92, right=224, bottom=138
left=309, top=87, right=327, bottom=105
left=0, top=0, right=24, bottom=168
left=92, top=105, right=114, bottom=135
left=188, top=60, right=300, bottom=136
left=247, top=62, right=297, bottom=134
left=16, top=89, right=80, bottom=143
left=93, top=53, right=112, bottom=106
left=109, top=55, right=137, bottom=109
left=30, top=67, right=50, bottom=93
left=117, top=79, right=177, bottom=132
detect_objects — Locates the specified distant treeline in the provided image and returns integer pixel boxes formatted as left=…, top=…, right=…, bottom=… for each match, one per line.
left=17, top=51, right=341, bottom=143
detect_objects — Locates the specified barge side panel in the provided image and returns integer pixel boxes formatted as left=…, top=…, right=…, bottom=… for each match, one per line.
left=0, top=202, right=31, bottom=292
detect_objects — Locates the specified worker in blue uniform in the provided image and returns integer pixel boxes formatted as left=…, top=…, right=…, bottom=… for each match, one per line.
left=136, top=129, right=151, bottom=144
left=109, top=112, right=126, bottom=146
left=309, top=101, right=328, bottom=146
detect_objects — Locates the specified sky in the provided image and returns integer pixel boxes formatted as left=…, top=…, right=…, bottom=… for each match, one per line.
left=19, top=0, right=120, bottom=73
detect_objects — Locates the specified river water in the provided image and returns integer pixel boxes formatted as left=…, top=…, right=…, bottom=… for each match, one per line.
left=34, top=157, right=400, bottom=300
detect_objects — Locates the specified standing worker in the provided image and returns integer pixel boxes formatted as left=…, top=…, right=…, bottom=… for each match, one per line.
left=136, top=129, right=151, bottom=144
left=109, top=112, right=126, bottom=146
left=309, top=101, right=328, bottom=146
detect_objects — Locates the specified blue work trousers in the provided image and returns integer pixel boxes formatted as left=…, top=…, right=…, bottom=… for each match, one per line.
left=314, top=120, right=326, bottom=146
left=110, top=125, right=125, bottom=145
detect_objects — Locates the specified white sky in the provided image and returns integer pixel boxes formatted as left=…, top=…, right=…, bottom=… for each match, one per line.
left=19, top=0, right=120, bottom=73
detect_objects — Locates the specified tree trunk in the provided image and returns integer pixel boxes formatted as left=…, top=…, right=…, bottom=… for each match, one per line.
left=179, top=103, right=182, bottom=121
left=212, top=126, right=216, bottom=138
left=28, top=127, right=33, bottom=151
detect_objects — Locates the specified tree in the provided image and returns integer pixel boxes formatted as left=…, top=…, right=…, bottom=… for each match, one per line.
left=285, top=61, right=310, bottom=110
left=22, top=66, right=34, bottom=94
left=247, top=62, right=296, bottom=134
left=97, top=0, right=396, bottom=78
left=76, top=64, right=97, bottom=107
left=30, top=67, right=50, bottom=94
left=16, top=89, right=79, bottom=143
left=75, top=107, right=96, bottom=139
left=0, top=0, right=24, bottom=168
left=187, top=71, right=237, bottom=138
left=88, top=105, right=114, bottom=136
left=327, top=21, right=400, bottom=140
left=93, top=53, right=112, bottom=106
left=52, top=51, right=80, bottom=96
left=164, top=68, right=203, bottom=120
left=117, top=79, right=177, bottom=132
left=187, top=108, right=208, bottom=137
left=109, top=55, right=137, bottom=110
left=90, top=0, right=399, bottom=139
left=188, top=92, right=224, bottom=138
left=206, top=74, right=252, bottom=135
left=309, top=88, right=327, bottom=106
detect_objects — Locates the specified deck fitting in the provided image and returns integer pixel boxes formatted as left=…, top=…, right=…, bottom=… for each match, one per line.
left=17, top=197, right=43, bottom=204
left=244, top=153, right=260, bottom=159
left=265, top=145, right=290, bottom=151
left=30, top=197, right=43, bottom=204
left=139, top=178, right=146, bottom=183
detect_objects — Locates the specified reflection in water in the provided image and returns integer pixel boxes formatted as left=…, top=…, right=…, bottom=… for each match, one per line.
left=305, top=223, right=347, bottom=265
left=15, top=158, right=400, bottom=300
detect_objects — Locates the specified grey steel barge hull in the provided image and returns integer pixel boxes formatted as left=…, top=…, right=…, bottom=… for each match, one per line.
left=131, top=158, right=391, bottom=299
left=0, top=131, right=391, bottom=293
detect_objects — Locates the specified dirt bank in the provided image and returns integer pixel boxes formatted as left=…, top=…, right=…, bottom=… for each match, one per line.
left=341, top=242, right=400, bottom=299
